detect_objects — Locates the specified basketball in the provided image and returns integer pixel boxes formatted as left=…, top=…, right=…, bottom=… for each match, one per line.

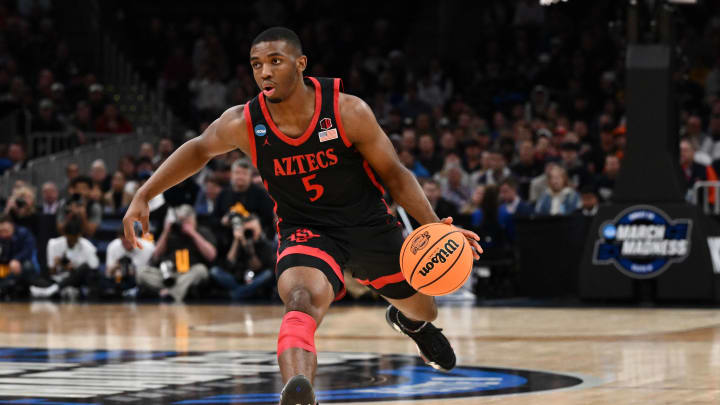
left=400, top=223, right=473, bottom=296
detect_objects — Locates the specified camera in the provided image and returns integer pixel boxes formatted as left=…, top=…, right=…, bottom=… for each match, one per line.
left=229, top=212, right=244, bottom=232
left=117, top=256, right=135, bottom=283
left=60, top=255, right=71, bottom=268
left=69, top=193, right=83, bottom=204
left=243, top=227, right=255, bottom=240
left=159, top=260, right=176, bottom=287
left=170, top=222, right=182, bottom=234
left=14, top=198, right=26, bottom=208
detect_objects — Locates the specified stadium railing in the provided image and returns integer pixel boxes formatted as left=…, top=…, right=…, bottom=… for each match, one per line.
left=0, top=132, right=156, bottom=196
left=692, top=181, right=720, bottom=215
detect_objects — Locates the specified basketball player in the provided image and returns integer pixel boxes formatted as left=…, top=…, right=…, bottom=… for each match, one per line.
left=123, top=27, right=482, bottom=405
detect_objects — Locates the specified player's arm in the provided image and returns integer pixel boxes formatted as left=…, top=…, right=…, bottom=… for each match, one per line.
left=123, top=105, right=251, bottom=248
left=340, top=94, right=482, bottom=258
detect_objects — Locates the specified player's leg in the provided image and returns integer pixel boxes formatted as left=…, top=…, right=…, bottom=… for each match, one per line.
left=276, top=265, right=334, bottom=384
left=384, top=291, right=438, bottom=323
left=344, top=223, right=455, bottom=371
left=274, top=227, right=348, bottom=405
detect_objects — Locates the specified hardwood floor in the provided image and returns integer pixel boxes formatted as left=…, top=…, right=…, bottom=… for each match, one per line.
left=0, top=302, right=718, bottom=404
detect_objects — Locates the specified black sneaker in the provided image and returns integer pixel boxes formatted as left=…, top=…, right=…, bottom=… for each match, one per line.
left=279, top=374, right=316, bottom=405
left=385, top=305, right=456, bottom=372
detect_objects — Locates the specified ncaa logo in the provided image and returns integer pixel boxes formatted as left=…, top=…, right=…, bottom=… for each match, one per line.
left=254, top=124, right=267, bottom=137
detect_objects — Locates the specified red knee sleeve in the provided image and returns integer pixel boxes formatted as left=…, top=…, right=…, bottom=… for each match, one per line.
left=277, top=311, right=317, bottom=357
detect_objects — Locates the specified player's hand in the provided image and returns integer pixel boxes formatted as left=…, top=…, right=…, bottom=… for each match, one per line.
left=440, top=217, right=483, bottom=260
left=123, top=194, right=150, bottom=249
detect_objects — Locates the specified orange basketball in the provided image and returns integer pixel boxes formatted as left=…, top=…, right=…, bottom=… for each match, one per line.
left=399, top=223, right=473, bottom=296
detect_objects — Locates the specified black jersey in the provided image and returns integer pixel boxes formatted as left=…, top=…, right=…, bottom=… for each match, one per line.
left=244, top=77, right=392, bottom=230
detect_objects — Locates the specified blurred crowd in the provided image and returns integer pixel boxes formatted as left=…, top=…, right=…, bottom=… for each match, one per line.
left=0, top=0, right=133, bottom=173
left=2, top=0, right=720, bottom=301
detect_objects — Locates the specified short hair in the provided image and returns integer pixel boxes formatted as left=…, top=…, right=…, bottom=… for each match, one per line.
left=174, top=204, right=195, bottom=222
left=499, top=177, right=518, bottom=190
left=70, top=175, right=92, bottom=188
left=251, top=27, right=302, bottom=54
left=231, top=159, right=252, bottom=171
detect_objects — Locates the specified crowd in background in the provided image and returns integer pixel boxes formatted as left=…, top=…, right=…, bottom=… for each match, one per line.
left=0, top=0, right=133, bottom=175
left=1, top=0, right=720, bottom=301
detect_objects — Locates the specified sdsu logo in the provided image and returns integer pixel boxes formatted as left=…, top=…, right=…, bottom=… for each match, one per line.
left=0, top=348, right=589, bottom=403
left=593, top=205, right=692, bottom=278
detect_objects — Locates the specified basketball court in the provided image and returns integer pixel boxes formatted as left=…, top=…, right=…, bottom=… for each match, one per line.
left=0, top=302, right=718, bottom=404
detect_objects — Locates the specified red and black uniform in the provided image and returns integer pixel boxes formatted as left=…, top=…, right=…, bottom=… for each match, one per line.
left=244, top=77, right=415, bottom=300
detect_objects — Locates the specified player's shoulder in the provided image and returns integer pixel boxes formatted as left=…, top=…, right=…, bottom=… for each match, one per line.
left=337, top=92, right=375, bottom=127
left=217, top=104, right=248, bottom=133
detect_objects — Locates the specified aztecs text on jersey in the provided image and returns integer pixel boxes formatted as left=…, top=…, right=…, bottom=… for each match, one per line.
left=245, top=77, right=392, bottom=229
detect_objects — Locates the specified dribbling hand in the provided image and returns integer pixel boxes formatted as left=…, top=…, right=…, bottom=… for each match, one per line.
left=122, top=196, right=150, bottom=249
left=440, top=217, right=483, bottom=260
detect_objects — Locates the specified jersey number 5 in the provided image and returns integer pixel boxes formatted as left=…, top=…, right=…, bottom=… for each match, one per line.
left=302, top=174, right=324, bottom=202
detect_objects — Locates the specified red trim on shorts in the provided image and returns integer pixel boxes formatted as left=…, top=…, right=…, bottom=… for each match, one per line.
left=278, top=245, right=346, bottom=301
left=259, top=77, right=321, bottom=146
left=356, top=272, right=406, bottom=290
left=333, top=78, right=352, bottom=148
left=244, top=102, right=257, bottom=167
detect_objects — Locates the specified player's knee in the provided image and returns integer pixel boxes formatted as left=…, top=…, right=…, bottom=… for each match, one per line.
left=284, top=286, right=315, bottom=315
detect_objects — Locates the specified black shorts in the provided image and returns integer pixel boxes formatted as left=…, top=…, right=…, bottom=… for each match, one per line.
left=276, top=221, right=417, bottom=300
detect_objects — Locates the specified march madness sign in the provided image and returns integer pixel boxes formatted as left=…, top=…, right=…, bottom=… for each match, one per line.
left=593, top=205, right=692, bottom=279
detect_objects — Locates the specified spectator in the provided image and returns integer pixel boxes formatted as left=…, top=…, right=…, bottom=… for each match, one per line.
left=416, top=133, right=443, bottom=175
left=210, top=214, right=275, bottom=300
left=0, top=213, right=38, bottom=299
left=216, top=159, right=275, bottom=237
left=103, top=171, right=133, bottom=214
left=681, top=138, right=718, bottom=203
left=118, top=155, right=139, bottom=195
left=139, top=142, right=155, bottom=162
left=62, top=162, right=80, bottom=198
left=499, top=177, right=533, bottom=218
left=511, top=140, right=543, bottom=200
left=31, top=98, right=64, bottom=132
left=529, top=161, right=559, bottom=203
left=559, top=141, right=591, bottom=189
left=138, top=205, right=214, bottom=302
left=56, top=176, right=102, bottom=237
left=535, top=165, right=581, bottom=216
left=596, top=155, right=620, bottom=202
left=40, top=181, right=62, bottom=215
left=462, top=139, right=484, bottom=173
left=460, top=184, right=485, bottom=215
left=420, top=177, right=459, bottom=222
left=154, top=137, right=174, bottom=166
left=6, top=142, right=28, bottom=172
left=436, top=158, right=472, bottom=208
left=68, top=100, right=93, bottom=132
left=30, top=216, right=100, bottom=300
left=88, top=83, right=107, bottom=118
left=401, top=128, right=417, bottom=154
left=94, top=104, right=133, bottom=133
left=89, top=159, right=111, bottom=200
left=469, top=185, right=511, bottom=256
left=4, top=184, right=38, bottom=236
left=195, top=175, right=224, bottom=215
left=105, top=230, right=154, bottom=298
left=474, top=148, right=511, bottom=186
left=188, top=66, right=228, bottom=120
left=577, top=185, right=600, bottom=216
left=398, top=148, right=430, bottom=178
